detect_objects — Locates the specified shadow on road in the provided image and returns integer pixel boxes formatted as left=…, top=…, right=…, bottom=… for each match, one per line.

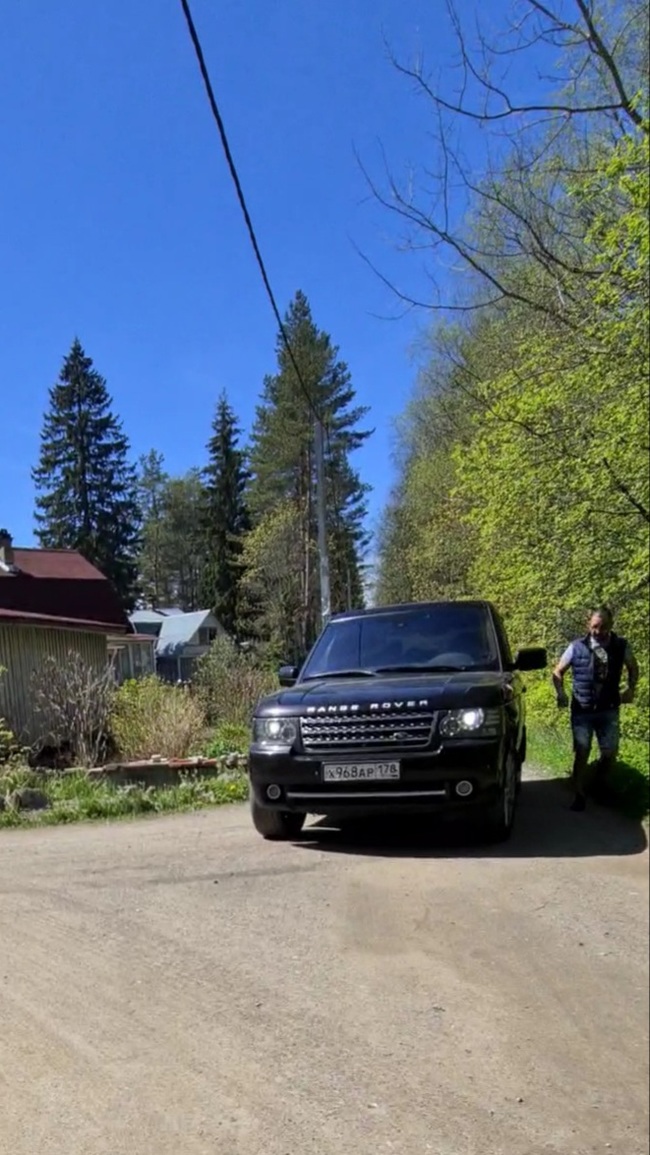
left=294, top=775, right=648, bottom=860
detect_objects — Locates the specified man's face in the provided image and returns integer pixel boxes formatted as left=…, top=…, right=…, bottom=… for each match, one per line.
left=589, top=613, right=612, bottom=644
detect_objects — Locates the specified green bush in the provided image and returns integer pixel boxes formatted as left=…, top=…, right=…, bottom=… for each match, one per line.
left=110, top=677, right=206, bottom=762
left=0, top=716, right=19, bottom=766
left=194, top=636, right=277, bottom=728
left=0, top=766, right=43, bottom=793
left=203, top=721, right=251, bottom=758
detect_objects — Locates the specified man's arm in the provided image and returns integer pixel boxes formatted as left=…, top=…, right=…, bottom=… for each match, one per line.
left=552, top=645, right=574, bottom=707
left=620, top=644, right=639, bottom=704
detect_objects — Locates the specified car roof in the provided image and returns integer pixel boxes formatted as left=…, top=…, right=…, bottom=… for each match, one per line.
left=329, top=600, right=496, bottom=623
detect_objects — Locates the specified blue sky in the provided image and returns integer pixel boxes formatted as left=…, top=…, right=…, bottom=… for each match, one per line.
left=1, top=0, right=495, bottom=552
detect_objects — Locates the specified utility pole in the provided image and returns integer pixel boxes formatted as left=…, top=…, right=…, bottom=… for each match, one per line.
left=314, top=417, right=331, bottom=630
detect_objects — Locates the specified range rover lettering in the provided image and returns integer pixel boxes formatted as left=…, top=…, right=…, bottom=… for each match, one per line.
left=248, top=601, right=547, bottom=842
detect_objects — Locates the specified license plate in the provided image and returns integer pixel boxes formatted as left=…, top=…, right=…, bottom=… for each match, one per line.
left=322, top=761, right=401, bottom=782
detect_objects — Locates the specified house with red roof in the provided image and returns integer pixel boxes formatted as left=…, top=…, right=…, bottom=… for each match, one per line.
left=0, top=530, right=153, bottom=747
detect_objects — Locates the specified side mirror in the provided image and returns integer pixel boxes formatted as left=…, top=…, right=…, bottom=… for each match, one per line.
left=514, top=646, right=547, bottom=672
left=278, top=664, right=299, bottom=687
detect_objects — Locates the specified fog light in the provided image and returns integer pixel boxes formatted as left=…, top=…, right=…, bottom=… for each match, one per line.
left=456, top=780, right=474, bottom=797
left=267, top=784, right=282, bottom=801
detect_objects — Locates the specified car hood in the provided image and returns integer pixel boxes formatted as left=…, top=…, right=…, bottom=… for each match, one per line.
left=257, top=671, right=509, bottom=714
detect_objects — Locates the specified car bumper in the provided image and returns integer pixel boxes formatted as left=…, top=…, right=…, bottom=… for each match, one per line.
left=249, top=740, right=504, bottom=816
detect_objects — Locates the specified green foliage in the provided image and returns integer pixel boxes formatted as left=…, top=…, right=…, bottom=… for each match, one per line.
left=0, top=684, right=21, bottom=767
left=136, top=457, right=207, bottom=611
left=0, top=704, right=28, bottom=773
left=0, top=765, right=43, bottom=794
left=200, top=392, right=250, bottom=636
left=0, top=667, right=10, bottom=755
left=32, top=339, right=141, bottom=609
left=378, top=131, right=649, bottom=762
left=158, top=471, right=207, bottom=611
left=110, top=677, right=206, bottom=761
left=0, top=769, right=248, bottom=829
left=239, top=502, right=307, bottom=660
left=203, top=721, right=251, bottom=758
left=137, top=438, right=250, bottom=619
left=194, top=635, right=276, bottom=728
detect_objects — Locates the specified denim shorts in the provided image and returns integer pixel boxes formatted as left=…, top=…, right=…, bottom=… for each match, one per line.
left=571, top=709, right=620, bottom=755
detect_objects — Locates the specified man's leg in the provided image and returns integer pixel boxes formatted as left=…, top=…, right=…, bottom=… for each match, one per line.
left=593, top=710, right=620, bottom=795
left=570, top=715, right=594, bottom=811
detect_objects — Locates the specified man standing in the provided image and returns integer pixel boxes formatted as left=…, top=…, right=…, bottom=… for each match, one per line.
left=552, top=606, right=638, bottom=811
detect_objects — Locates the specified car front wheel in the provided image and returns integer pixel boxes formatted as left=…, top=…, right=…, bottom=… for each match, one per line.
left=250, top=797, right=305, bottom=841
left=479, top=753, right=518, bottom=844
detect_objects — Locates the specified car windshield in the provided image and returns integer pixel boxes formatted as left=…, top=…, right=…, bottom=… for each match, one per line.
left=300, top=604, right=500, bottom=680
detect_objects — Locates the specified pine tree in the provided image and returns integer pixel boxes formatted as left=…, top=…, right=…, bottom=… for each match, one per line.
left=245, top=291, right=371, bottom=653
left=137, top=450, right=170, bottom=608
left=201, top=392, right=250, bottom=637
left=32, top=339, right=141, bottom=609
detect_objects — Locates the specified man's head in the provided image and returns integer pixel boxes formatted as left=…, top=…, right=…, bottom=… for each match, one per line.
left=588, top=605, right=614, bottom=644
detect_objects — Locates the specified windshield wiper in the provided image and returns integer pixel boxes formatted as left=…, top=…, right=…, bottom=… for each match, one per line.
left=374, top=664, right=473, bottom=674
left=302, top=669, right=378, bottom=681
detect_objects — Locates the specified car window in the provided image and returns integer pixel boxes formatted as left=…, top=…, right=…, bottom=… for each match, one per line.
left=492, top=610, right=513, bottom=667
left=301, top=605, right=500, bottom=678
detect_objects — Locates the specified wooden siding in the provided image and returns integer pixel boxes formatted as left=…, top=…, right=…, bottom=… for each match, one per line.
left=0, top=625, right=108, bottom=746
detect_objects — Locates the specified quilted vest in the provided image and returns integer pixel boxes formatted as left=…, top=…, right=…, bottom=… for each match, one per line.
left=571, top=633, right=627, bottom=712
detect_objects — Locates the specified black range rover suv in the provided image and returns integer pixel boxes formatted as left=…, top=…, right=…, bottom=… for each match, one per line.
left=248, top=600, right=547, bottom=842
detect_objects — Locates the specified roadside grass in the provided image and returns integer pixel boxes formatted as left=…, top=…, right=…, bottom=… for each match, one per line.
left=527, top=725, right=650, bottom=821
left=0, top=768, right=249, bottom=829
left=4, top=723, right=647, bottom=828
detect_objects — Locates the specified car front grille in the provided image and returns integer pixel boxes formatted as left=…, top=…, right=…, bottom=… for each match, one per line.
left=300, top=709, right=436, bottom=753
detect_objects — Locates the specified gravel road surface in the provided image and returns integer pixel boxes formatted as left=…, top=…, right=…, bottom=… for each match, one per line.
left=0, top=774, right=647, bottom=1155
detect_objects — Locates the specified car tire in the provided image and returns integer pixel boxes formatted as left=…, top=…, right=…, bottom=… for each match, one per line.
left=479, top=752, right=518, bottom=844
left=516, top=731, right=526, bottom=796
left=250, top=797, right=305, bottom=841
left=515, top=753, right=523, bottom=798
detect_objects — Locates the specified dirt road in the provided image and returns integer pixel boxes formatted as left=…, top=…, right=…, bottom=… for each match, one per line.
left=0, top=775, right=647, bottom=1155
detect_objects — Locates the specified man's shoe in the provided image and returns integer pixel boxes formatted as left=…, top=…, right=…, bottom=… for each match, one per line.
left=570, top=793, right=587, bottom=813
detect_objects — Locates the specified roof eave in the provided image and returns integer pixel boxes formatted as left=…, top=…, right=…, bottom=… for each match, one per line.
left=0, top=610, right=130, bottom=633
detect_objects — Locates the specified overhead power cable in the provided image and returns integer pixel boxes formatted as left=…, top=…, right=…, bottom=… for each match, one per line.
left=178, top=0, right=323, bottom=427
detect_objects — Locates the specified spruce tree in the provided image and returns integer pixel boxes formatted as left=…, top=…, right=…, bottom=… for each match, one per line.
left=246, top=291, right=371, bottom=652
left=201, top=392, right=250, bottom=636
left=32, top=339, right=141, bottom=609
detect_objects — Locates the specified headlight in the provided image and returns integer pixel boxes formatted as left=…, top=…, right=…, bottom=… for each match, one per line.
left=439, top=708, right=502, bottom=738
left=253, top=717, right=299, bottom=746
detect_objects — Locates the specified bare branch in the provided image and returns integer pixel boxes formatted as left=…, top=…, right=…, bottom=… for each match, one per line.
left=32, top=653, right=116, bottom=768
left=388, top=50, right=629, bottom=124
left=360, top=0, right=647, bottom=323
left=571, top=0, right=646, bottom=128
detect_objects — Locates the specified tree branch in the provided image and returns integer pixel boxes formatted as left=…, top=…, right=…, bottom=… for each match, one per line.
left=571, top=0, right=646, bottom=129
left=602, top=457, right=650, bottom=523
